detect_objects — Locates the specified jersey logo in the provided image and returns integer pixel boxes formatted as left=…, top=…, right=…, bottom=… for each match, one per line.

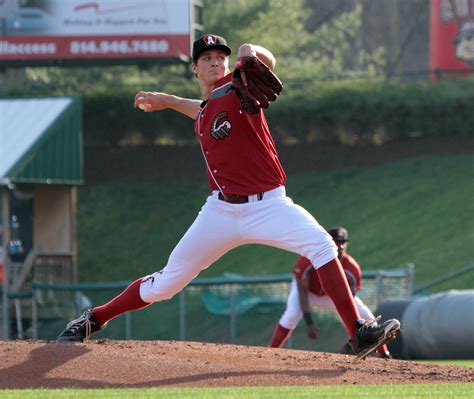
left=211, top=112, right=232, bottom=140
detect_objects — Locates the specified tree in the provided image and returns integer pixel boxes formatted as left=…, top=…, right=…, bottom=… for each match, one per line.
left=203, top=0, right=386, bottom=85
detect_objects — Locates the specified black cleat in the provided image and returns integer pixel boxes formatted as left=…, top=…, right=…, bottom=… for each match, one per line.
left=349, top=317, right=400, bottom=360
left=57, top=309, right=105, bottom=342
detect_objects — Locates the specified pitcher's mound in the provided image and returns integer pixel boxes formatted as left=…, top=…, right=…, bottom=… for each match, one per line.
left=0, top=340, right=472, bottom=389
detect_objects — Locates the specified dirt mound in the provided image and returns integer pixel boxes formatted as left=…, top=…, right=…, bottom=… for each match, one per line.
left=0, top=340, right=472, bottom=389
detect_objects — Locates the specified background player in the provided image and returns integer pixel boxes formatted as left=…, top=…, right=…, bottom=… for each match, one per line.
left=269, top=227, right=392, bottom=358
left=57, top=34, right=399, bottom=357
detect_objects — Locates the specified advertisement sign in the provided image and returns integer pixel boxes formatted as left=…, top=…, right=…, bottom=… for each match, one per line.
left=430, top=0, right=474, bottom=78
left=0, top=0, right=193, bottom=65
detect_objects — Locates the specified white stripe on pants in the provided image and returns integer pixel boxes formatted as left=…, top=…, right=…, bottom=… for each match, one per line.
left=279, top=278, right=375, bottom=330
left=140, top=186, right=337, bottom=303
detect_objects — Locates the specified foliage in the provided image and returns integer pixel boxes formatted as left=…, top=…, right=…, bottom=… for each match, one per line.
left=2, top=73, right=472, bottom=146
left=1, top=1, right=472, bottom=146
left=266, top=77, right=474, bottom=144
left=203, top=0, right=386, bottom=80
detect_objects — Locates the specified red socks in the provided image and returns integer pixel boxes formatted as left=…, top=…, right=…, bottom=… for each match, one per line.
left=316, top=258, right=361, bottom=337
left=269, top=323, right=292, bottom=348
left=92, top=278, right=150, bottom=326
left=377, top=343, right=389, bottom=356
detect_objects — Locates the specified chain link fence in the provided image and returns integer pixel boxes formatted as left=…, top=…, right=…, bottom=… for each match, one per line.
left=2, top=265, right=414, bottom=352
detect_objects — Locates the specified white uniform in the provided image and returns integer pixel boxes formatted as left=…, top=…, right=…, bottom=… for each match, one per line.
left=140, top=187, right=337, bottom=303
left=279, top=278, right=375, bottom=330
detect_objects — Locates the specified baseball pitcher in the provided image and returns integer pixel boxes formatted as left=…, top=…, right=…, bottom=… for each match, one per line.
left=58, top=34, right=400, bottom=359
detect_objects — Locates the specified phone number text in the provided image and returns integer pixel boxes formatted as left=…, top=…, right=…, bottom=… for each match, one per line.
left=70, top=39, right=170, bottom=55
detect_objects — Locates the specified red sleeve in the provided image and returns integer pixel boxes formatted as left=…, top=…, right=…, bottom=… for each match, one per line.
left=292, top=256, right=312, bottom=280
left=341, top=254, right=363, bottom=292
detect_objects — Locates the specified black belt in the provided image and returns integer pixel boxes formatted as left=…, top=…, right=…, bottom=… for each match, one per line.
left=218, top=192, right=264, bottom=204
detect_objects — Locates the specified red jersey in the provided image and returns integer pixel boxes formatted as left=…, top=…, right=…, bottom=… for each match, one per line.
left=292, top=254, right=362, bottom=296
left=194, top=73, right=286, bottom=196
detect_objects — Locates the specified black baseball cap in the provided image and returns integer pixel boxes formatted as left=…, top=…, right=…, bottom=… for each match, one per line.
left=328, top=227, right=349, bottom=242
left=192, top=34, right=232, bottom=62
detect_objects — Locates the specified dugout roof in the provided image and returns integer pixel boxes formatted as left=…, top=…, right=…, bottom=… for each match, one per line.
left=0, top=97, right=83, bottom=185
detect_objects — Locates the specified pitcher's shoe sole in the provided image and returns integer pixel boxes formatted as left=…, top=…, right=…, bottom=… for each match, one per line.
left=357, top=319, right=400, bottom=360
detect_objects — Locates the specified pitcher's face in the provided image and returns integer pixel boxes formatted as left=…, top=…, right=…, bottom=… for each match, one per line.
left=192, top=50, right=229, bottom=85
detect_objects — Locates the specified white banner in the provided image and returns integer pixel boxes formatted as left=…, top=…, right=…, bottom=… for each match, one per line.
left=0, top=0, right=192, bottom=61
left=2, top=0, right=190, bottom=36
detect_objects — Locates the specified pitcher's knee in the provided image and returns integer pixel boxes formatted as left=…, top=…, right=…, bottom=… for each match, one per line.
left=308, top=238, right=338, bottom=269
left=139, top=269, right=193, bottom=303
left=279, top=312, right=301, bottom=330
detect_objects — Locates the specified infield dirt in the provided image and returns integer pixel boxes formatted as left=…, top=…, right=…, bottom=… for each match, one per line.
left=0, top=340, right=472, bottom=389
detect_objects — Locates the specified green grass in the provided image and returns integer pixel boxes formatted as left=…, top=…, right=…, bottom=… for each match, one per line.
left=1, top=384, right=473, bottom=399
left=77, top=155, right=474, bottom=292
left=286, top=155, right=474, bottom=291
left=421, top=359, right=474, bottom=368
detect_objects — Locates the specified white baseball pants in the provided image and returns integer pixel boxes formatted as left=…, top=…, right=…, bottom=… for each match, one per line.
left=140, top=186, right=337, bottom=303
left=279, top=278, right=375, bottom=330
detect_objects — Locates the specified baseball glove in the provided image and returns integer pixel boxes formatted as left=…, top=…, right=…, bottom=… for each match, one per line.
left=231, top=56, right=283, bottom=115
